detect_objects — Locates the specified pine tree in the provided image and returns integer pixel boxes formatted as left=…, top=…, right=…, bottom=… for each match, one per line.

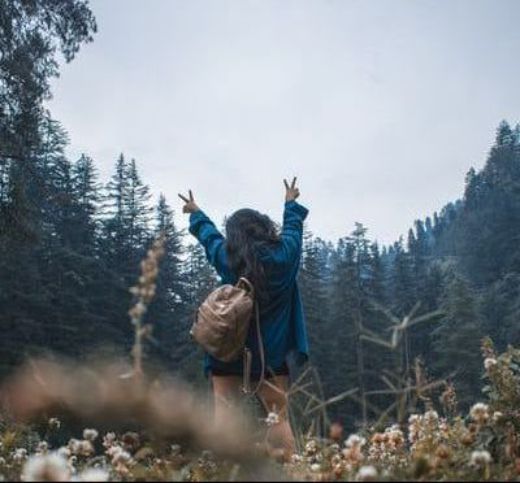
left=299, top=231, right=333, bottom=390
left=71, top=154, right=100, bottom=251
left=431, top=272, right=483, bottom=406
left=327, top=236, right=363, bottom=425
left=102, top=153, right=129, bottom=266
left=146, top=195, right=188, bottom=371
left=126, top=158, right=153, bottom=254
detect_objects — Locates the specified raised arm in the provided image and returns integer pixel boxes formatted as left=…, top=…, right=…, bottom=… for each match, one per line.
left=279, top=177, right=309, bottom=268
left=179, top=190, right=228, bottom=278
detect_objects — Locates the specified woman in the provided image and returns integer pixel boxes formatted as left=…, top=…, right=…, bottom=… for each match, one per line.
left=178, top=178, right=309, bottom=457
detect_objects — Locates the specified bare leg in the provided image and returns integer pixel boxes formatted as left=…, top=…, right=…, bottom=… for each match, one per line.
left=211, top=374, right=242, bottom=427
left=257, top=375, right=296, bottom=459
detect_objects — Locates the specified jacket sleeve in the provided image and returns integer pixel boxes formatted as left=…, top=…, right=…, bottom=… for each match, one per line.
left=189, top=210, right=228, bottom=277
left=279, top=200, right=309, bottom=268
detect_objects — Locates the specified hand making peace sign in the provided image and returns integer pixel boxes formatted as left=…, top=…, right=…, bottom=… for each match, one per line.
left=178, top=190, right=200, bottom=214
left=284, top=177, right=300, bottom=202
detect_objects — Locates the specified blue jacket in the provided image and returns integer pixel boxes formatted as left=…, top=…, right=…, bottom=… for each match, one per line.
left=189, top=200, right=310, bottom=376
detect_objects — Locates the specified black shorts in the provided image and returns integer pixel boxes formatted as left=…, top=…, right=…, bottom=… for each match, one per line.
left=210, top=362, right=289, bottom=379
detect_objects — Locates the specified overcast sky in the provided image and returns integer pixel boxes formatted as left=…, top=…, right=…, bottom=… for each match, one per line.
left=47, top=0, right=520, bottom=245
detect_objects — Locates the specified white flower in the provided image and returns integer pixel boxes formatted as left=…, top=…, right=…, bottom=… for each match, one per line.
left=36, top=441, right=49, bottom=454
left=330, top=443, right=340, bottom=453
left=470, top=403, right=490, bottom=424
left=76, top=468, right=109, bottom=481
left=290, top=453, right=303, bottom=464
left=0, top=456, right=6, bottom=465
left=484, top=358, right=498, bottom=370
left=356, top=465, right=378, bottom=481
left=304, top=440, right=318, bottom=455
left=265, top=411, right=280, bottom=427
left=56, top=447, right=70, bottom=459
left=424, top=410, right=439, bottom=424
left=493, top=411, right=504, bottom=422
left=12, top=448, right=28, bottom=463
left=21, top=452, right=70, bottom=482
left=345, top=434, right=367, bottom=448
left=470, top=450, right=492, bottom=467
left=68, top=439, right=81, bottom=455
left=108, top=446, right=132, bottom=466
left=83, top=429, right=99, bottom=442
left=408, top=414, right=420, bottom=424
left=310, top=463, right=321, bottom=472
left=48, top=418, right=61, bottom=430
left=102, top=432, right=117, bottom=449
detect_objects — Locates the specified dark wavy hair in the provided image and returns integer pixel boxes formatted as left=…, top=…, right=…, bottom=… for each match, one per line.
left=225, top=209, right=279, bottom=303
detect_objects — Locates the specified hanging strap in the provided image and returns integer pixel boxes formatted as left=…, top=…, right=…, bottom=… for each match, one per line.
left=242, top=301, right=265, bottom=395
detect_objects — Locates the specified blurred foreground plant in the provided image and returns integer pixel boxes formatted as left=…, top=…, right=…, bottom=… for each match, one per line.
left=125, top=235, right=166, bottom=381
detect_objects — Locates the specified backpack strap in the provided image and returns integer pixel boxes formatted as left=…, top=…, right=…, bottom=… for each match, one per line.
left=242, top=301, right=265, bottom=395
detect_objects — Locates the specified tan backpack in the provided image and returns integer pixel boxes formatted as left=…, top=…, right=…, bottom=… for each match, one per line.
left=190, top=277, right=265, bottom=393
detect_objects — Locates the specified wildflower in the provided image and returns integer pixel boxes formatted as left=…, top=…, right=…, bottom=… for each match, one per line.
left=48, top=418, right=61, bottom=430
left=470, top=403, right=490, bottom=424
left=114, top=463, right=130, bottom=477
left=56, top=447, right=70, bottom=459
left=345, top=434, right=367, bottom=448
left=435, top=444, right=451, bottom=460
left=0, top=457, right=6, bottom=465
left=439, top=418, right=450, bottom=437
left=310, top=463, right=321, bottom=472
left=470, top=450, right=492, bottom=467
left=36, top=441, right=49, bottom=454
left=385, top=425, right=404, bottom=448
left=291, top=453, right=303, bottom=464
left=68, top=439, right=81, bottom=455
left=439, top=384, right=458, bottom=413
left=83, top=429, right=99, bottom=442
left=102, top=432, right=117, bottom=449
left=265, top=411, right=280, bottom=427
left=492, top=411, right=504, bottom=422
left=77, top=440, right=94, bottom=457
left=356, top=465, right=378, bottom=481
left=12, top=448, right=28, bottom=463
left=122, top=431, right=140, bottom=452
left=484, top=357, right=498, bottom=370
left=108, top=446, right=133, bottom=477
left=329, top=443, right=341, bottom=453
left=21, top=452, right=70, bottom=482
left=76, top=468, right=109, bottom=481
left=370, top=433, right=386, bottom=445
left=305, top=439, right=318, bottom=455
left=342, top=445, right=365, bottom=465
left=408, top=414, right=422, bottom=444
left=424, top=410, right=439, bottom=424
left=108, top=446, right=132, bottom=466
